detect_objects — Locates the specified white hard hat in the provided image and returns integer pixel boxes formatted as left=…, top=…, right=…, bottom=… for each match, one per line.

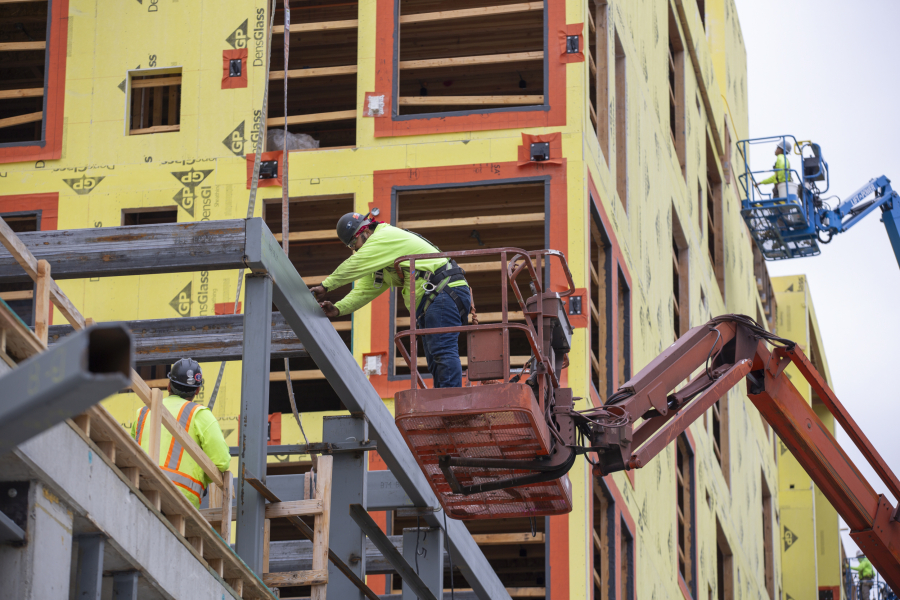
left=776, top=140, right=792, bottom=153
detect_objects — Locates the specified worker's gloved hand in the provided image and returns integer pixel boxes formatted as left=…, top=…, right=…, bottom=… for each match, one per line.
left=319, top=301, right=339, bottom=319
left=310, top=285, right=327, bottom=301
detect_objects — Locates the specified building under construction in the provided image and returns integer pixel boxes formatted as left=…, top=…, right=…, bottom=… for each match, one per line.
left=0, top=0, right=877, bottom=599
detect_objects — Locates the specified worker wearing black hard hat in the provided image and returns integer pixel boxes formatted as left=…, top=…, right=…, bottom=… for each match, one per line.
left=130, top=358, right=231, bottom=507
left=310, top=212, right=471, bottom=388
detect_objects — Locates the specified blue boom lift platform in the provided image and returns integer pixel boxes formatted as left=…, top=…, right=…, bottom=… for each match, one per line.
left=739, top=135, right=900, bottom=266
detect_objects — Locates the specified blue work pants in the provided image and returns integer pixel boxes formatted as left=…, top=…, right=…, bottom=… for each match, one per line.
left=415, top=285, right=471, bottom=388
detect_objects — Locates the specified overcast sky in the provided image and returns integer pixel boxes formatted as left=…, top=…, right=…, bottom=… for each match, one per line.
left=733, top=0, right=900, bottom=565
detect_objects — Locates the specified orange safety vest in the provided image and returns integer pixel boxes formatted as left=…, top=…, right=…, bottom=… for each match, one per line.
left=135, top=400, right=206, bottom=504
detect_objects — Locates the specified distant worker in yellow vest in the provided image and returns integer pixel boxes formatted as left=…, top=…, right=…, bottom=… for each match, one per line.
left=851, top=552, right=875, bottom=599
left=130, top=358, right=231, bottom=507
left=760, top=139, right=793, bottom=196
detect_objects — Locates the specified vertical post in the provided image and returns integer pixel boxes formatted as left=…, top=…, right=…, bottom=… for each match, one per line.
left=322, top=416, right=368, bottom=599
left=112, top=571, right=139, bottom=600
left=220, top=470, right=233, bottom=543
left=235, top=273, right=273, bottom=574
left=402, top=526, right=444, bottom=600
left=148, top=388, right=163, bottom=463
left=76, top=534, right=105, bottom=600
left=34, top=259, right=50, bottom=346
left=311, top=454, right=333, bottom=600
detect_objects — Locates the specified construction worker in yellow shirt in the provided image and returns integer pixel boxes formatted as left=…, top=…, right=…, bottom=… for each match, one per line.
left=130, top=358, right=231, bottom=507
left=760, top=139, right=793, bottom=195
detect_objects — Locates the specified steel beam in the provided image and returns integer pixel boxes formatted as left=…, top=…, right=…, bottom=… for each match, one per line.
left=266, top=471, right=413, bottom=511
left=249, top=219, right=509, bottom=600
left=323, top=416, right=368, bottom=600
left=402, top=527, right=443, bottom=600
left=76, top=534, right=105, bottom=600
left=0, top=219, right=248, bottom=284
left=0, top=509, right=24, bottom=542
left=112, top=571, right=139, bottom=600
left=49, top=312, right=307, bottom=366
left=235, top=274, right=273, bottom=574
left=0, top=323, right=132, bottom=456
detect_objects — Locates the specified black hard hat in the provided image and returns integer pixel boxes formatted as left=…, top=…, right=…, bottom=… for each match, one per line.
left=336, top=212, right=373, bottom=247
left=169, top=358, right=203, bottom=389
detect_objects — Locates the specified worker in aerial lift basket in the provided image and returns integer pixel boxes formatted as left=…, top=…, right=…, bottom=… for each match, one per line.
left=310, top=212, right=471, bottom=388
left=130, top=358, right=231, bottom=508
left=759, top=139, right=793, bottom=193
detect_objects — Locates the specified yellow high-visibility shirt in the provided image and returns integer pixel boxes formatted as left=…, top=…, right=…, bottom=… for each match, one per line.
left=760, top=154, right=792, bottom=185
left=130, top=395, right=231, bottom=507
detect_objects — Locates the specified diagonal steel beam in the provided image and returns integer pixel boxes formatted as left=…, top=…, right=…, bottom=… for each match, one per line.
left=245, top=218, right=510, bottom=600
left=48, top=312, right=307, bottom=366
left=0, top=323, right=132, bottom=456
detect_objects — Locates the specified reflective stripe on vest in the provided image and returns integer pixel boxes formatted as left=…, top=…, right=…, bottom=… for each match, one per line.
left=164, top=401, right=201, bottom=472
left=135, top=406, right=150, bottom=445
left=161, top=467, right=205, bottom=503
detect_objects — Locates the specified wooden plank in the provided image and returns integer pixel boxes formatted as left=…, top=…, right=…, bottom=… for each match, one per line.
left=0, top=88, right=43, bottom=100
left=0, top=299, right=42, bottom=362
left=131, top=76, right=182, bottom=89
left=226, top=578, right=243, bottom=596
left=398, top=51, right=542, bottom=70
left=33, top=260, right=50, bottom=345
left=209, top=558, right=224, bottom=577
left=0, top=216, right=38, bottom=279
left=472, top=532, right=545, bottom=545
left=272, top=19, right=357, bottom=34
left=269, top=65, right=357, bottom=80
left=0, top=41, right=45, bottom=51
left=263, top=519, right=271, bottom=574
left=399, top=2, right=542, bottom=25
left=265, top=499, right=324, bottom=519
left=267, top=109, right=356, bottom=127
left=263, top=569, right=328, bottom=587
left=0, top=0, right=51, bottom=3
left=0, top=290, right=32, bottom=301
left=129, top=124, right=180, bottom=135
left=169, top=514, right=186, bottom=536
left=167, top=85, right=178, bottom=126
left=310, top=454, right=332, bottom=600
left=147, top=388, right=163, bottom=465
left=152, top=86, right=163, bottom=128
left=269, top=370, right=324, bottom=382
left=398, top=95, right=544, bottom=106
left=219, top=470, right=233, bottom=543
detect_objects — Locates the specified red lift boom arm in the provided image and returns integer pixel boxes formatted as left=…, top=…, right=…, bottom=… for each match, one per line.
left=591, top=316, right=900, bottom=589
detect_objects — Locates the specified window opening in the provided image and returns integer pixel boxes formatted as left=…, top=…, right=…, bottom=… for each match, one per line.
left=614, top=29, right=627, bottom=210
left=706, top=134, right=724, bottom=296
left=672, top=207, right=689, bottom=339
left=128, top=70, right=182, bottom=135
left=752, top=241, right=777, bottom=332
left=676, top=434, right=696, bottom=597
left=593, top=478, right=615, bottom=599
left=716, top=518, right=734, bottom=600
left=588, top=0, right=609, bottom=163
left=667, top=6, right=686, bottom=176
left=616, top=266, right=630, bottom=387
left=696, top=0, right=706, bottom=30
left=396, top=0, right=545, bottom=115
left=122, top=207, right=178, bottom=226
left=391, top=182, right=546, bottom=379
left=711, top=392, right=730, bottom=485
left=0, top=0, right=48, bottom=144
left=620, top=518, right=634, bottom=600
left=267, top=0, right=359, bottom=149
left=263, top=195, right=354, bottom=412
left=590, top=203, right=613, bottom=400
left=0, top=212, right=38, bottom=325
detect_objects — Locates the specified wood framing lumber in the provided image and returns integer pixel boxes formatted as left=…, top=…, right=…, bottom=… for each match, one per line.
left=272, top=19, right=358, bottom=34
left=269, top=65, right=357, bottom=80
left=399, top=51, right=542, bottom=70
left=398, top=2, right=542, bottom=24
left=0, top=111, right=42, bottom=130
left=200, top=498, right=323, bottom=522
left=0, top=290, right=33, bottom=301
left=73, top=405, right=275, bottom=599
left=0, top=88, right=43, bottom=99
left=0, top=298, right=42, bottom=361
left=267, top=110, right=356, bottom=127
left=399, top=96, right=543, bottom=106
left=131, top=76, right=182, bottom=89
left=310, top=455, right=332, bottom=600
left=263, top=569, right=328, bottom=587
left=129, top=125, right=180, bottom=135
left=34, top=260, right=50, bottom=345
left=0, top=219, right=249, bottom=283
left=0, top=41, right=45, bottom=51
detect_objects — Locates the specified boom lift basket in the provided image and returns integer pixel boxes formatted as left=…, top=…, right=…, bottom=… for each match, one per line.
left=393, top=249, right=576, bottom=520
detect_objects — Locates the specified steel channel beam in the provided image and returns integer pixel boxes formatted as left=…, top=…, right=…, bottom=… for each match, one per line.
left=235, top=274, right=273, bottom=573
left=76, top=534, right=105, bottom=600
left=112, top=571, right=139, bottom=600
left=245, top=218, right=509, bottom=600
left=49, top=312, right=307, bottom=367
left=0, top=324, right=132, bottom=456
left=402, top=527, right=443, bottom=600
left=323, top=416, right=368, bottom=599
left=0, top=219, right=249, bottom=284
left=0, top=509, right=24, bottom=542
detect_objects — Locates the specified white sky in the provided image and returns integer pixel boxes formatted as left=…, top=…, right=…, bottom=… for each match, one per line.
left=734, top=0, right=900, bottom=565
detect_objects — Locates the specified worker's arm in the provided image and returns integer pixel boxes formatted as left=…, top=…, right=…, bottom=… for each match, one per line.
left=194, top=408, right=232, bottom=472
left=760, top=155, right=786, bottom=185
left=321, top=229, right=403, bottom=292
left=333, top=272, right=391, bottom=316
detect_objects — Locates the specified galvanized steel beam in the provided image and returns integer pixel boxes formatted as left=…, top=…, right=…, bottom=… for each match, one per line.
left=49, top=312, right=307, bottom=366
left=235, top=274, right=273, bottom=574
left=0, top=323, right=132, bottom=456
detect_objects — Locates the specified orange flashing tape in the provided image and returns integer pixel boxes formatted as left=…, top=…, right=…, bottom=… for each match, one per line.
left=559, top=23, right=585, bottom=63
left=222, top=49, right=248, bottom=89
left=245, top=151, right=283, bottom=189
left=518, top=132, right=563, bottom=166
